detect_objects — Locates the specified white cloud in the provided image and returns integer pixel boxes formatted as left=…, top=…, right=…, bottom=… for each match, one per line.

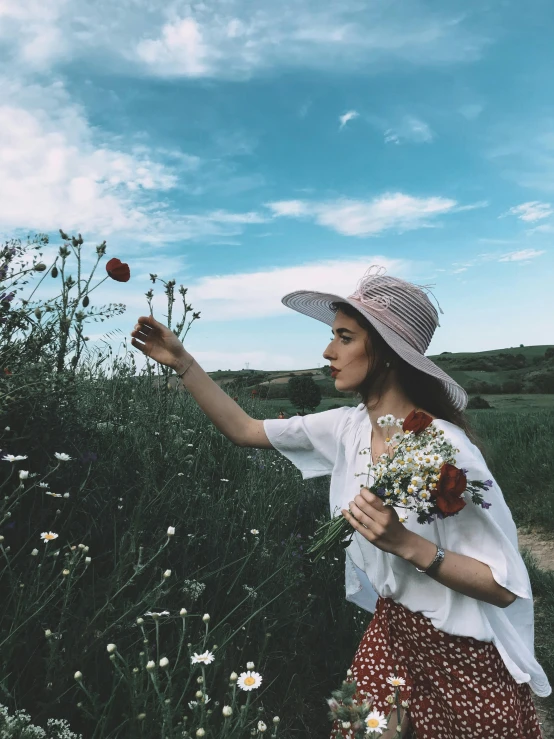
left=498, top=249, right=546, bottom=262
left=339, top=110, right=359, bottom=130
left=267, top=193, right=457, bottom=236
left=459, top=103, right=484, bottom=120
left=384, top=116, right=434, bottom=145
left=0, top=78, right=268, bottom=242
left=0, top=0, right=490, bottom=80
left=136, top=18, right=209, bottom=76
left=183, top=256, right=409, bottom=321
left=505, top=201, right=553, bottom=222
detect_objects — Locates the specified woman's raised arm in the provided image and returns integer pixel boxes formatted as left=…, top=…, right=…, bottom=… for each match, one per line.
left=131, top=315, right=273, bottom=449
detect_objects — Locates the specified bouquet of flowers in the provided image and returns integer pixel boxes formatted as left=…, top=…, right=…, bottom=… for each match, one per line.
left=307, top=410, right=492, bottom=563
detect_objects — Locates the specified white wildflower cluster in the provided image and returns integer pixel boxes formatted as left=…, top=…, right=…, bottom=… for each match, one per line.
left=0, top=703, right=82, bottom=739
left=181, top=579, right=206, bottom=603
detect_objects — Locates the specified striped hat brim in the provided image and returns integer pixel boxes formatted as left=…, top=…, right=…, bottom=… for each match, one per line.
left=281, top=289, right=468, bottom=412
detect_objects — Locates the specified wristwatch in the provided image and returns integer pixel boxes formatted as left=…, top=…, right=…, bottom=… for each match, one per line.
left=415, top=545, right=445, bottom=574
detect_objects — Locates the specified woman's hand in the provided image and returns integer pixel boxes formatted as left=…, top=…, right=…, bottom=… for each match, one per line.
left=130, top=315, right=189, bottom=371
left=341, top=488, right=412, bottom=556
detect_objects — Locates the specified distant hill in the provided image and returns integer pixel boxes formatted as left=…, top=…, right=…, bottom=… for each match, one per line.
left=207, top=345, right=554, bottom=397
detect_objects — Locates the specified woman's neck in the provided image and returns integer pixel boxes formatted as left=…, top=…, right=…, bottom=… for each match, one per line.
left=364, top=386, right=418, bottom=441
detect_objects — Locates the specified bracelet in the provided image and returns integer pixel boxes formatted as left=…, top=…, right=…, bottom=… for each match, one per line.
left=415, top=545, right=445, bottom=574
left=176, top=358, right=194, bottom=379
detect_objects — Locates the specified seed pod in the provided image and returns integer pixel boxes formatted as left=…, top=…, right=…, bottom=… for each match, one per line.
left=82, top=295, right=90, bottom=307
left=34, top=263, right=47, bottom=272
left=34, top=308, right=42, bottom=320
left=51, top=266, right=59, bottom=278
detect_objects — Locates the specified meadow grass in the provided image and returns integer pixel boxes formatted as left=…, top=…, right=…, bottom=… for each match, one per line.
left=2, top=368, right=554, bottom=736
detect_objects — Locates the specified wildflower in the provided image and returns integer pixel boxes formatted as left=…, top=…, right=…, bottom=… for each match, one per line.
left=167, top=526, right=175, bottom=536
left=85, top=557, right=91, bottom=564
left=273, top=717, right=280, bottom=725
left=250, top=529, right=259, bottom=535
left=137, top=713, right=146, bottom=720
left=365, top=710, right=388, bottom=733
left=146, top=660, right=155, bottom=671
left=258, top=721, right=267, bottom=732
left=159, top=657, right=169, bottom=669
left=63, top=493, right=70, bottom=498
left=39, top=482, right=49, bottom=488
left=2, top=454, right=28, bottom=462
left=46, top=492, right=63, bottom=497
left=230, top=672, right=238, bottom=682
left=191, top=651, right=215, bottom=665
left=45, top=630, right=52, bottom=638
left=144, top=610, right=170, bottom=619
left=41, top=532, right=58, bottom=543
left=62, top=569, right=70, bottom=576
left=31, top=548, right=38, bottom=556
left=74, top=671, right=83, bottom=681
left=180, top=608, right=187, bottom=616
left=237, top=670, right=262, bottom=691
left=106, top=257, right=130, bottom=282
left=19, top=470, right=29, bottom=479
left=222, top=706, right=232, bottom=717
left=220, top=478, right=229, bottom=482
left=202, top=613, right=210, bottom=622
left=163, top=569, right=171, bottom=579
left=54, top=452, right=73, bottom=462
left=107, top=644, right=117, bottom=653
left=247, top=661, right=255, bottom=670
left=386, top=675, right=406, bottom=688
left=196, top=730, right=205, bottom=738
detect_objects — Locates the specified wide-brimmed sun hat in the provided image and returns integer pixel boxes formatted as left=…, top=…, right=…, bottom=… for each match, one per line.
left=280, top=264, right=468, bottom=412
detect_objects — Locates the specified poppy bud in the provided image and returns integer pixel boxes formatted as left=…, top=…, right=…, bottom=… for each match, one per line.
left=34, top=263, right=47, bottom=272
left=51, top=266, right=59, bottom=278
left=59, top=229, right=69, bottom=240
left=82, top=296, right=90, bottom=307
left=34, top=308, right=42, bottom=320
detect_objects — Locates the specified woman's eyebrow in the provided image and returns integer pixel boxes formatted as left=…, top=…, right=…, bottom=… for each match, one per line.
left=331, top=327, right=355, bottom=335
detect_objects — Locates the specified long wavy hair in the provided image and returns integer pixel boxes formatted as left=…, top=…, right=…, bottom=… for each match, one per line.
left=330, top=301, right=485, bottom=454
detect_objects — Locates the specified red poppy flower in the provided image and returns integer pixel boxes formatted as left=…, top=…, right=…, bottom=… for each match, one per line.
left=402, top=409, right=433, bottom=434
left=431, top=463, right=467, bottom=515
left=106, top=258, right=130, bottom=282
left=4, top=368, right=11, bottom=375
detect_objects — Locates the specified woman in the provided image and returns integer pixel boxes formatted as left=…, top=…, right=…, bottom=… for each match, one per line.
left=130, top=265, right=550, bottom=738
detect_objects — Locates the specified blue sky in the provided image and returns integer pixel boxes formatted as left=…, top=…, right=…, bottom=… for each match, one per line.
left=1, top=0, right=553, bottom=371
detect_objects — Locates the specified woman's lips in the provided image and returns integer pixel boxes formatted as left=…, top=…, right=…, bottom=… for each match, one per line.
left=331, top=370, right=339, bottom=378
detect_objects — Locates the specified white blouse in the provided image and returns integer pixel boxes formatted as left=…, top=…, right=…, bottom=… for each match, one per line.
left=263, top=403, right=552, bottom=698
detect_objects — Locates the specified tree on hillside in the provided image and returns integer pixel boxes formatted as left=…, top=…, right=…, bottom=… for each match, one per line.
left=288, top=375, right=322, bottom=414
left=320, top=365, right=332, bottom=376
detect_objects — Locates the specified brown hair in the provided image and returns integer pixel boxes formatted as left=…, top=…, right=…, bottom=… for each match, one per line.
left=330, top=301, right=486, bottom=454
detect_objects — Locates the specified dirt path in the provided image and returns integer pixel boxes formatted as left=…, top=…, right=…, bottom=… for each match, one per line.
left=518, top=526, right=554, bottom=572
left=517, top=527, right=554, bottom=737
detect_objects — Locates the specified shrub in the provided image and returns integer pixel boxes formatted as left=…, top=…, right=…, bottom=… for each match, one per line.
left=467, top=395, right=492, bottom=409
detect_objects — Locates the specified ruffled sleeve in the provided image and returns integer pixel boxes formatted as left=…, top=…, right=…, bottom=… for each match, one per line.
left=434, top=420, right=532, bottom=601
left=262, top=405, right=356, bottom=479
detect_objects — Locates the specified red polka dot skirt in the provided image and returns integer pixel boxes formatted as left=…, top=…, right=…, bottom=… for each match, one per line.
left=331, top=596, right=543, bottom=738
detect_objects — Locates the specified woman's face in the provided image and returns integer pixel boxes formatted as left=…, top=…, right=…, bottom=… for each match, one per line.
left=322, top=309, right=372, bottom=391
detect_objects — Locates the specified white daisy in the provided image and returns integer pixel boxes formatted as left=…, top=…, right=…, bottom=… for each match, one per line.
left=237, top=670, right=262, bottom=691
left=365, top=710, right=388, bottom=733
left=41, top=532, right=58, bottom=543
left=54, top=452, right=73, bottom=462
left=191, top=651, right=215, bottom=665
left=376, top=416, right=388, bottom=428
left=144, top=610, right=170, bottom=618
left=46, top=492, right=62, bottom=497
left=386, top=675, right=406, bottom=687
left=250, top=529, right=259, bottom=535
left=384, top=413, right=396, bottom=426
left=2, top=454, right=28, bottom=462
